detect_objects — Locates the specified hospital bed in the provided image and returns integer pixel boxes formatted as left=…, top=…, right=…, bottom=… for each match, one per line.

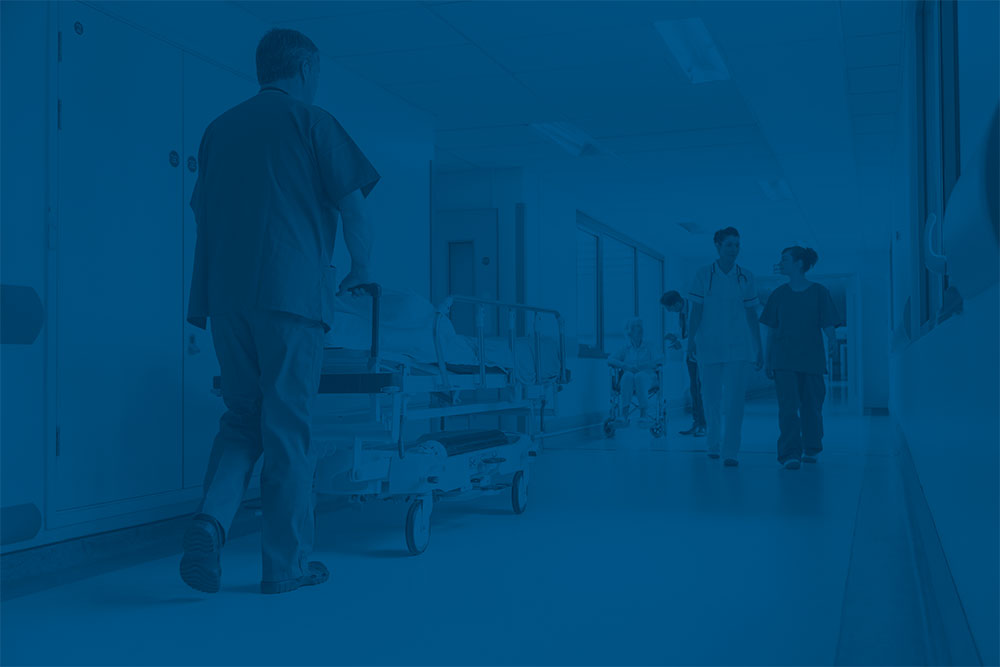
left=225, top=284, right=569, bottom=555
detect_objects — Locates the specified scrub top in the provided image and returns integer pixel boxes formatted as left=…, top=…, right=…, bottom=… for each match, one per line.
left=759, top=283, right=841, bottom=375
left=188, top=88, right=380, bottom=331
left=688, top=261, right=760, bottom=364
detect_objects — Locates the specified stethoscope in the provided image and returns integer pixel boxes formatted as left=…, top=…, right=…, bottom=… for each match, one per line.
left=707, top=261, right=748, bottom=295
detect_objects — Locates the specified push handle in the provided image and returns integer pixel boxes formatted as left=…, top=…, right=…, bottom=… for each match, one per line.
left=351, top=283, right=381, bottom=366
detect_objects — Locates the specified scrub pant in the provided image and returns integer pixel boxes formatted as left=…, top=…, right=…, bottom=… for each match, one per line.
left=200, top=309, right=324, bottom=584
left=774, top=370, right=826, bottom=463
left=620, top=370, right=654, bottom=413
left=686, top=360, right=706, bottom=427
left=699, top=361, right=751, bottom=460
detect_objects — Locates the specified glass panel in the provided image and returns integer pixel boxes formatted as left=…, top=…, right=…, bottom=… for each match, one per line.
left=638, top=252, right=664, bottom=354
left=576, top=230, right=599, bottom=349
left=602, top=237, right=635, bottom=354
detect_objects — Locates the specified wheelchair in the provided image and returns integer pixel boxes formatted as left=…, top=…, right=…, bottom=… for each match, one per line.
left=603, top=364, right=666, bottom=439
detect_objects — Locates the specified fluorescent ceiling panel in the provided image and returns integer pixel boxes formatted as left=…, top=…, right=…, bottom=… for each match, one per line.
left=655, top=18, right=730, bottom=83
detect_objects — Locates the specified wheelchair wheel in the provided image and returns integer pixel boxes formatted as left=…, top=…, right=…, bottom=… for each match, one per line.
left=405, top=499, right=431, bottom=556
left=511, top=470, right=528, bottom=514
left=603, top=418, right=616, bottom=438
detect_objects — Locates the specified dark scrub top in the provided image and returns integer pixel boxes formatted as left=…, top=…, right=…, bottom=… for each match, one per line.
left=759, top=283, right=841, bottom=375
left=188, top=88, right=380, bottom=331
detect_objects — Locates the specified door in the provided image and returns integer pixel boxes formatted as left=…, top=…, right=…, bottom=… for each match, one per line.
left=431, top=209, right=499, bottom=336
left=55, top=3, right=184, bottom=510
left=181, top=53, right=252, bottom=488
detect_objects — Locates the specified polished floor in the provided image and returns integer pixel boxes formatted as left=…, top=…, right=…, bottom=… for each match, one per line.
left=1, top=399, right=920, bottom=666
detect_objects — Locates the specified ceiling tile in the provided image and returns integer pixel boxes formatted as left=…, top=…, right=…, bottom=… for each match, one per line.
left=840, top=0, right=903, bottom=37
left=332, top=44, right=496, bottom=86
left=844, top=33, right=901, bottom=68
left=852, top=113, right=896, bottom=134
left=436, top=125, right=549, bottom=150
left=847, top=65, right=900, bottom=94
left=285, top=7, right=467, bottom=57
left=228, top=1, right=412, bottom=24
left=848, top=91, right=900, bottom=116
left=597, top=124, right=761, bottom=154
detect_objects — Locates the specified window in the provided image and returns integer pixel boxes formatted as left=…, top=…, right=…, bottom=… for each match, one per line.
left=602, top=236, right=635, bottom=354
left=915, top=0, right=961, bottom=331
left=576, top=229, right=599, bottom=350
left=576, top=212, right=664, bottom=356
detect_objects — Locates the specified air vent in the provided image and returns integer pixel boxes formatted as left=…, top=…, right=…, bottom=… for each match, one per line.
left=677, top=221, right=706, bottom=234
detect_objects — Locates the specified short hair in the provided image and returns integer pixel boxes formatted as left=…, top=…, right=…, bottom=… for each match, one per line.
left=256, top=29, right=319, bottom=85
left=782, top=246, right=819, bottom=272
left=660, top=291, right=682, bottom=307
left=713, top=226, right=740, bottom=245
left=624, top=317, right=644, bottom=334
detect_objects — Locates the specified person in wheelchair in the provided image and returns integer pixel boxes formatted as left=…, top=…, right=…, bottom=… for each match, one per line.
left=607, top=318, right=661, bottom=427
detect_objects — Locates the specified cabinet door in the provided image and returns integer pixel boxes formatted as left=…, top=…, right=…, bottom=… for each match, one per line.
left=181, top=53, right=252, bottom=488
left=55, top=3, right=183, bottom=510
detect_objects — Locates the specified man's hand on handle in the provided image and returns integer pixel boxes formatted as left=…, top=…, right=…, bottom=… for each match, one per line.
left=337, top=268, right=372, bottom=297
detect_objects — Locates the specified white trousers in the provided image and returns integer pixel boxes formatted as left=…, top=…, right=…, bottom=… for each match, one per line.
left=699, top=361, right=751, bottom=460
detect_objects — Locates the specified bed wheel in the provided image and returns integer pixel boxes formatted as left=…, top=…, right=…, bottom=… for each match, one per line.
left=511, top=470, right=528, bottom=515
left=603, top=418, right=616, bottom=438
left=650, top=422, right=665, bottom=439
left=405, top=499, right=431, bottom=555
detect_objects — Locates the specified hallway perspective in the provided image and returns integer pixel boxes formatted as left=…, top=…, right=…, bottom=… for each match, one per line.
left=1, top=401, right=926, bottom=666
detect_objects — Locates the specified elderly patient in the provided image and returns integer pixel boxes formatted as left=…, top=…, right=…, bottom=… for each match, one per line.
left=608, top=318, right=659, bottom=425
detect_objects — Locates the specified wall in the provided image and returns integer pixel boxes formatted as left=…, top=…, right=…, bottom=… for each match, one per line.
left=888, top=1, right=999, bottom=662
left=0, top=1, right=51, bottom=542
left=0, top=0, right=433, bottom=551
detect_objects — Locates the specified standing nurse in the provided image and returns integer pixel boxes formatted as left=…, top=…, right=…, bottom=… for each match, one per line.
left=686, top=227, right=763, bottom=467
left=181, top=29, right=380, bottom=594
left=759, top=247, right=841, bottom=469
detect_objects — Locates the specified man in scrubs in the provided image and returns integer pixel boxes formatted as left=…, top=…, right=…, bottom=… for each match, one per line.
left=686, top=227, right=763, bottom=466
left=661, top=290, right=706, bottom=437
left=180, top=29, right=380, bottom=594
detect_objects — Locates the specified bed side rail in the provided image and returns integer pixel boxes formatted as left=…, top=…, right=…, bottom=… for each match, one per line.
left=351, top=283, right=382, bottom=370
left=445, top=295, right=568, bottom=385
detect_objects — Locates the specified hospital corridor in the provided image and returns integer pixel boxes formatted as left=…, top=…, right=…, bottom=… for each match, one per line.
left=1, top=1, right=997, bottom=666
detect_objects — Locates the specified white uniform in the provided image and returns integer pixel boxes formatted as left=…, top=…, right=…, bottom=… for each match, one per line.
left=688, top=261, right=760, bottom=460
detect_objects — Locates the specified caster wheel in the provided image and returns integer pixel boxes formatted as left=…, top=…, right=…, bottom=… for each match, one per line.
left=511, top=470, right=528, bottom=514
left=405, top=499, right=431, bottom=555
left=650, top=422, right=664, bottom=438
left=603, top=418, right=616, bottom=438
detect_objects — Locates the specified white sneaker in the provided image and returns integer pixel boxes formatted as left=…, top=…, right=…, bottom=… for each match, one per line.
left=783, top=459, right=801, bottom=470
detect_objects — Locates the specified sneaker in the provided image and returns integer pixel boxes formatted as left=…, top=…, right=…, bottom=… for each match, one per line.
left=261, top=561, right=330, bottom=595
left=783, top=459, right=801, bottom=470
left=707, top=452, right=721, bottom=460
left=802, top=453, right=819, bottom=463
left=180, top=513, right=224, bottom=594
left=723, top=458, right=739, bottom=467
left=693, top=426, right=706, bottom=437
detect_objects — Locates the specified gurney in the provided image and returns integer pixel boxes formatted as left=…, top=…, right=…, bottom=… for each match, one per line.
left=308, top=285, right=569, bottom=554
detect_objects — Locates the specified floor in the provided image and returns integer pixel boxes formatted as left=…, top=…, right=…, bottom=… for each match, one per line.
left=1, top=399, right=919, bottom=666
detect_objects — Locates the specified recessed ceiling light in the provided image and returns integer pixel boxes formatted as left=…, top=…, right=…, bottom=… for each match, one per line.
left=758, top=178, right=794, bottom=202
left=529, top=122, right=603, bottom=157
left=655, top=18, right=730, bottom=84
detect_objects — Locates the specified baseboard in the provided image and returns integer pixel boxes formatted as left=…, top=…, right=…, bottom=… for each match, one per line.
left=0, top=503, right=260, bottom=601
left=894, top=424, right=984, bottom=665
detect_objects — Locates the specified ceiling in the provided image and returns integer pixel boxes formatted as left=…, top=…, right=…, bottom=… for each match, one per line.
left=230, top=0, right=904, bottom=257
